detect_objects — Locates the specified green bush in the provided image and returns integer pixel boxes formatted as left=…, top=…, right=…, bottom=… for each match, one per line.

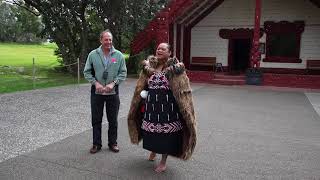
left=126, top=51, right=148, bottom=75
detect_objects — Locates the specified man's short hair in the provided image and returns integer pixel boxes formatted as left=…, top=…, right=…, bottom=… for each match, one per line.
left=100, top=29, right=113, bottom=40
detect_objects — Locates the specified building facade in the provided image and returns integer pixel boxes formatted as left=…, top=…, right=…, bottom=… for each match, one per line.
left=131, top=0, right=320, bottom=87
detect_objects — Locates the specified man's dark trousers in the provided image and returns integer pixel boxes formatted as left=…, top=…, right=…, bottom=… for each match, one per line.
left=91, top=86, right=120, bottom=147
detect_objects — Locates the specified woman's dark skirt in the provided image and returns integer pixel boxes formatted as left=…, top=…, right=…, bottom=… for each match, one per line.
left=141, top=89, right=183, bottom=156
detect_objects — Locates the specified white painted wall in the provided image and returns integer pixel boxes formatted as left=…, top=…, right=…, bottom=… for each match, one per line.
left=191, top=0, right=320, bottom=68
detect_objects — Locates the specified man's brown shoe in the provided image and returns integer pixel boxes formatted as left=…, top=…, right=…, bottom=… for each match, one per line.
left=108, top=144, right=120, bottom=153
left=89, top=145, right=101, bottom=154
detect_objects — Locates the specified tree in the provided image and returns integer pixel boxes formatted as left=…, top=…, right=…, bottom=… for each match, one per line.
left=0, top=2, right=18, bottom=42
left=13, top=5, right=43, bottom=43
left=124, top=0, right=169, bottom=73
left=10, top=0, right=91, bottom=73
left=0, top=0, right=43, bottom=43
left=9, top=0, right=169, bottom=74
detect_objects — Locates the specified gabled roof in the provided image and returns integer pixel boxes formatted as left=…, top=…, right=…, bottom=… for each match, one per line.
left=130, top=0, right=228, bottom=54
left=130, top=0, right=194, bottom=54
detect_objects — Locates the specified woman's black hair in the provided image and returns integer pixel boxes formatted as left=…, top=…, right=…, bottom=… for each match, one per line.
left=159, top=42, right=172, bottom=57
left=163, top=43, right=172, bottom=53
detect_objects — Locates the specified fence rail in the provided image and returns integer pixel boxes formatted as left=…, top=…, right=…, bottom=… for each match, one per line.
left=0, top=58, right=83, bottom=93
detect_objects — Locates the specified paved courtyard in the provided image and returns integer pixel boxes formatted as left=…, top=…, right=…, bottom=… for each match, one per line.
left=0, top=78, right=320, bottom=180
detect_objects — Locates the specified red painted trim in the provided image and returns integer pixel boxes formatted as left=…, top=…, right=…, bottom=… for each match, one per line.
left=251, top=0, right=262, bottom=68
left=263, top=21, right=305, bottom=63
left=176, top=24, right=181, bottom=60
left=261, top=68, right=307, bottom=74
left=183, top=26, right=191, bottom=69
left=155, top=12, right=171, bottom=46
left=174, top=1, right=200, bottom=24
left=169, top=23, right=174, bottom=53
left=263, top=57, right=302, bottom=63
left=189, top=0, right=225, bottom=28
left=168, top=0, right=193, bottom=23
left=262, top=67, right=320, bottom=75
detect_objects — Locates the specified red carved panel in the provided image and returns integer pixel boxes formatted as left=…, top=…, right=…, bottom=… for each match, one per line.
left=168, top=0, right=193, bottom=22
left=264, top=21, right=305, bottom=33
left=176, top=24, right=181, bottom=60
left=154, top=11, right=170, bottom=46
left=183, top=26, right=191, bottom=69
left=263, top=21, right=305, bottom=63
left=219, top=28, right=263, bottom=39
left=169, top=24, right=174, bottom=52
left=251, top=0, right=262, bottom=68
left=130, top=0, right=194, bottom=55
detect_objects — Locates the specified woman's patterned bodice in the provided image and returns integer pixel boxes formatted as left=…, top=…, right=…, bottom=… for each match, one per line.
left=148, top=71, right=169, bottom=90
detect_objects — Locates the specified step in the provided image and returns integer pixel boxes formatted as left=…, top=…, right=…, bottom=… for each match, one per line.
left=212, top=78, right=246, bottom=85
left=214, top=74, right=245, bottom=80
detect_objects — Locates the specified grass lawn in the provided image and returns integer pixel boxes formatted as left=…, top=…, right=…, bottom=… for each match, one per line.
left=0, top=42, right=59, bottom=67
left=0, top=43, right=86, bottom=93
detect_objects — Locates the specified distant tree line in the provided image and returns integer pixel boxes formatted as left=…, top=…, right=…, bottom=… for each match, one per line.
left=0, top=0, right=43, bottom=43
left=4, top=0, right=169, bottom=74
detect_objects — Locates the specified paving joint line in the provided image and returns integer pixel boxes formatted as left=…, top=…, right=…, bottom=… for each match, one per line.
left=19, top=154, right=121, bottom=179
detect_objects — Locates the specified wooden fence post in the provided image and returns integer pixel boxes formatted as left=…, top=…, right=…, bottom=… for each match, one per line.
left=77, top=58, right=80, bottom=87
left=32, top=58, right=35, bottom=89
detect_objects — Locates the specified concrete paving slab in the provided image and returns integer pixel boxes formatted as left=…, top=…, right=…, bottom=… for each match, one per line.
left=0, top=79, right=205, bottom=163
left=0, top=150, right=16, bottom=163
left=0, top=80, right=140, bottom=162
left=1, top=79, right=320, bottom=179
left=0, top=122, right=204, bottom=180
left=0, top=155, right=119, bottom=180
left=306, top=92, right=320, bottom=117
left=191, top=85, right=320, bottom=179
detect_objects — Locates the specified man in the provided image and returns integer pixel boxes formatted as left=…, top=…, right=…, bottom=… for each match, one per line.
left=83, top=30, right=127, bottom=154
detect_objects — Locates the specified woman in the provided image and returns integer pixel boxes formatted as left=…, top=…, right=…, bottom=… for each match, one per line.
left=127, top=43, right=196, bottom=173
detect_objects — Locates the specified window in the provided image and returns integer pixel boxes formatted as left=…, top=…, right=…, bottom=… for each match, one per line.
left=263, top=21, right=304, bottom=63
